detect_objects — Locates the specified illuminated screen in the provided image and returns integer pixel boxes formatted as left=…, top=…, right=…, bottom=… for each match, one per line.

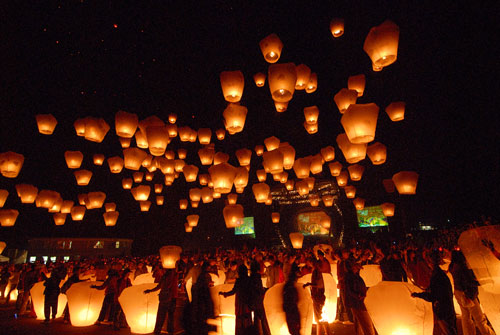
left=297, top=211, right=330, bottom=236
left=234, top=217, right=255, bottom=237
left=357, top=205, right=389, bottom=227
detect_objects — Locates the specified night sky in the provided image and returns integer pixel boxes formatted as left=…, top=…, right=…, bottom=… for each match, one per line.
left=1, top=1, right=497, bottom=253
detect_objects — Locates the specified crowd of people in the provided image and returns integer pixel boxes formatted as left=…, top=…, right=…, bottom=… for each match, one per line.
left=0, top=222, right=498, bottom=335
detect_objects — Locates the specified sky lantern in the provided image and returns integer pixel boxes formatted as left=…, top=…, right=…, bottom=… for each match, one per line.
left=341, top=103, right=379, bottom=144
left=53, top=213, right=67, bottom=226
left=139, top=200, right=151, bottom=211
left=220, top=70, right=244, bottom=103
left=73, top=117, right=87, bottom=136
left=256, top=169, right=267, bottom=182
left=35, top=190, right=60, bottom=208
left=179, top=199, right=188, bottom=210
left=184, top=223, right=193, bottom=232
left=320, top=146, right=335, bottom=162
left=385, top=101, right=406, bottom=121
left=30, top=281, right=67, bottom=320
left=0, top=242, right=5, bottom=254
left=353, top=197, right=365, bottom=210
left=285, top=180, right=294, bottom=191
left=189, top=128, right=198, bottom=142
left=274, top=101, right=289, bottom=112
left=264, top=136, right=280, bottom=151
left=105, top=202, right=116, bottom=212
left=235, top=148, right=252, bottom=166
left=348, top=164, right=365, bottom=181
left=64, top=151, right=84, bottom=169
left=74, top=169, right=93, bottom=186
left=254, top=145, right=264, bottom=156
left=289, top=232, right=304, bottom=249
left=119, top=137, right=132, bottom=148
left=134, top=129, right=149, bottom=148
left=145, top=126, right=169, bottom=156
left=293, top=156, right=311, bottom=179
left=198, top=147, right=215, bottom=165
left=191, top=200, right=199, bottom=208
left=216, top=128, right=225, bottom=140
left=259, top=33, right=283, bottom=63
left=0, top=151, right=24, bottom=178
left=138, top=115, right=164, bottom=133
left=279, top=171, right=288, bottom=183
left=133, top=172, right=144, bottom=183
left=336, top=133, right=367, bottom=163
left=344, top=185, right=356, bottom=198
left=382, top=179, right=395, bottom=193
left=265, top=196, right=273, bottom=205
left=303, top=106, right=319, bottom=124
left=182, top=165, right=199, bottom=182
left=305, top=177, right=315, bottom=190
left=115, top=110, right=138, bottom=138
left=131, top=185, right=151, bottom=201
left=84, top=117, right=110, bottom=143
left=347, top=74, right=366, bottom=97
left=92, top=154, right=105, bottom=166
left=159, top=245, right=182, bottom=269
left=334, top=88, right=358, bottom=114
left=197, top=128, right=212, bottom=145
left=234, top=167, right=249, bottom=189
left=303, top=120, right=318, bottom=134
left=167, top=113, right=177, bottom=124
left=49, top=197, right=63, bottom=212
left=310, top=154, right=324, bottom=174
left=122, top=178, right=133, bottom=190
left=123, top=148, right=148, bottom=170
left=189, top=188, right=202, bottom=202
left=223, top=103, right=247, bottom=135
left=268, top=62, right=297, bottom=102
left=145, top=171, right=154, bottom=181
left=295, top=64, right=311, bottom=90
left=175, top=149, right=186, bottom=160
left=263, top=149, right=284, bottom=174
left=77, top=194, right=88, bottom=206
left=367, top=142, right=387, bottom=165
left=201, top=187, right=214, bottom=203
left=365, top=281, right=433, bottom=335
left=107, top=156, right=124, bottom=173
left=0, top=209, right=19, bottom=227
left=187, top=214, right=200, bottom=227
left=223, top=204, right=244, bottom=228
left=198, top=174, right=209, bottom=186
left=164, top=124, right=177, bottom=139
left=154, top=184, right=163, bottom=194
left=60, top=200, right=74, bottom=214
left=87, top=191, right=106, bottom=209
left=322, top=195, right=334, bottom=207
left=155, top=196, right=164, bottom=205
left=209, top=162, right=237, bottom=194
left=279, top=143, right=296, bottom=170
left=328, top=161, right=342, bottom=176
left=103, top=211, right=119, bottom=226
left=66, top=281, right=106, bottom=327
left=0, top=190, right=8, bottom=207
left=363, top=20, right=400, bottom=69
left=381, top=202, right=395, bottom=217
left=227, top=193, right=238, bottom=205
left=305, top=73, right=318, bottom=93
left=252, top=182, right=270, bottom=203
left=158, top=158, right=175, bottom=174
left=309, top=194, right=320, bottom=207
left=296, top=180, right=310, bottom=196
left=392, top=171, right=419, bottom=194
left=330, top=18, right=345, bottom=37
left=253, top=72, right=266, bottom=87
left=70, top=206, right=86, bottom=221
left=271, top=212, right=280, bottom=223
left=336, top=171, right=349, bottom=187
left=15, top=184, right=38, bottom=204
left=35, top=114, right=57, bottom=135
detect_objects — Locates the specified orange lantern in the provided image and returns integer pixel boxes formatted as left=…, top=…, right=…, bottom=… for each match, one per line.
left=0, top=151, right=24, bottom=178
left=15, top=184, right=38, bottom=204
left=235, top=148, right=252, bottom=166
left=104, top=202, right=116, bottom=212
left=289, top=232, right=304, bottom=249
left=155, top=196, right=164, bottom=205
left=145, top=171, right=154, bottom=181
left=185, top=223, right=193, bottom=232
left=142, top=155, right=154, bottom=169
left=189, top=188, right=202, bottom=202
left=168, top=113, right=177, bottom=124
left=274, top=101, right=289, bottom=113
left=303, top=106, right=319, bottom=124
left=103, top=211, right=119, bottom=226
left=119, top=137, right=131, bottom=148
left=139, top=200, right=151, bottom=211
left=341, top=103, right=379, bottom=144
left=165, top=124, right=178, bottom=139
left=209, top=163, right=237, bottom=194
left=293, top=157, right=311, bottom=179
left=382, top=179, right=395, bottom=193
left=179, top=199, right=188, bottom=210
left=154, top=184, right=163, bottom=194
left=381, top=203, right=395, bottom=217
left=66, top=281, right=105, bottom=326
left=344, top=185, right=356, bottom=198
left=348, top=164, right=365, bottom=181
left=392, top=171, right=419, bottom=195
left=220, top=70, right=244, bottom=102
left=159, top=246, right=182, bottom=269
left=305, top=177, right=315, bottom=190
left=279, top=143, right=296, bottom=170
left=363, top=20, right=400, bottom=69
left=0, top=209, right=19, bottom=227
left=134, top=129, right=149, bottom=148
left=107, top=156, right=124, bottom=173
left=330, top=18, right=345, bottom=37
left=189, top=128, right=198, bottom=143
left=223, top=204, right=244, bottom=228
left=187, top=214, right=200, bottom=227
left=320, top=146, right=335, bottom=162
left=296, top=180, right=309, bottom=195
left=304, top=120, right=318, bottom=134
left=74, top=170, right=92, bottom=186
left=252, top=183, right=270, bottom=203
left=271, top=212, right=280, bottom=223
left=259, top=33, right=283, bottom=63
left=216, top=129, right=225, bottom=140
left=347, top=74, right=366, bottom=97
left=49, top=197, right=63, bottom=213
left=227, top=193, right=238, bottom=205
left=131, top=185, right=151, bottom=201
left=201, top=187, right=213, bottom=203
left=263, top=149, right=284, bottom=174
left=133, top=172, right=144, bottom=183
left=322, top=195, right=334, bottom=207
left=174, top=149, right=186, bottom=160
left=93, top=154, right=105, bottom=166
left=146, top=126, right=169, bottom=156
left=123, top=148, right=148, bottom=170
left=190, top=200, right=199, bottom=208
left=328, top=161, right=342, bottom=176
left=223, top=104, right=247, bottom=135
left=268, top=63, right=297, bottom=102
left=336, top=171, right=349, bottom=187
left=0, top=190, right=7, bottom=207
left=198, top=174, right=209, bottom=186
left=157, top=158, right=175, bottom=174
left=320, top=216, right=331, bottom=229
left=64, top=151, right=84, bottom=169
left=70, top=206, right=86, bottom=221
left=197, top=128, right=212, bottom=145
left=35, top=190, right=60, bottom=208
left=367, top=142, right=387, bottom=165
left=73, top=117, right=87, bottom=136
left=122, top=178, right=133, bottom=190
left=264, top=136, right=280, bottom=151
left=256, top=169, right=267, bottom=182
left=53, top=213, right=67, bottom=226
left=309, top=194, right=320, bottom=207
left=182, top=165, right=199, bottom=182
left=336, top=133, right=367, bottom=163
left=60, top=200, right=74, bottom=214
left=84, top=117, right=110, bottom=143
left=385, top=102, right=405, bottom=121
left=77, top=193, right=88, bottom=206
left=198, top=147, right=215, bottom=165
left=177, top=126, right=190, bottom=142
left=254, top=72, right=266, bottom=87
left=310, top=154, right=323, bottom=175
left=86, top=192, right=106, bottom=209
left=305, top=73, right=318, bottom=93
left=255, top=145, right=264, bottom=156
left=115, top=110, right=138, bottom=138
left=334, top=88, right=358, bottom=114
left=234, top=167, right=249, bottom=189
left=279, top=171, right=288, bottom=183
left=353, top=197, right=365, bottom=210
left=285, top=180, right=294, bottom=191
left=35, top=114, right=57, bottom=135
left=295, top=64, right=311, bottom=90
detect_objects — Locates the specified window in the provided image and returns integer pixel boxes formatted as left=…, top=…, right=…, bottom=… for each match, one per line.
left=93, top=241, right=104, bottom=249
left=50, top=256, right=56, bottom=262
left=63, top=256, right=70, bottom=262
left=29, top=256, right=36, bottom=263
left=115, top=241, right=120, bottom=249
left=42, top=256, right=48, bottom=263
left=68, top=241, right=72, bottom=249
left=57, top=241, right=66, bottom=249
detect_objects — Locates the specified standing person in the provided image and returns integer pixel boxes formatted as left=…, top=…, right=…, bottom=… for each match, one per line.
left=448, top=250, right=494, bottom=335
left=412, top=251, right=457, bottom=335
left=317, top=251, right=331, bottom=274
left=345, top=261, right=375, bottom=335
left=336, top=248, right=353, bottom=324
left=42, top=267, right=63, bottom=324
left=303, top=259, right=331, bottom=335
left=114, top=268, right=132, bottom=330
left=220, top=264, right=252, bottom=335
left=144, top=268, right=178, bottom=335
left=91, top=267, right=120, bottom=325
left=60, top=267, right=87, bottom=323
left=190, top=263, right=215, bottom=335
left=283, top=263, right=301, bottom=335
left=248, top=261, right=271, bottom=335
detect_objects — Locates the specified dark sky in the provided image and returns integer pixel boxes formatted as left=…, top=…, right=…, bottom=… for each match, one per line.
left=0, top=1, right=498, bottom=251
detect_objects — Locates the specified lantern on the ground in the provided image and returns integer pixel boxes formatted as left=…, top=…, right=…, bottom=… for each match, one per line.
left=64, top=151, right=83, bottom=169
left=53, top=213, right=67, bottom=226
left=220, top=71, right=244, bottom=103
left=131, top=185, right=151, bottom=201
left=381, top=203, right=395, bottom=217
left=310, top=154, right=323, bottom=174
left=223, top=204, right=244, bottom=228
left=115, top=111, right=138, bottom=138
left=392, top=171, right=419, bottom=195
left=179, top=199, right=188, bottom=210
left=336, top=171, right=349, bottom=187
left=304, top=121, right=318, bottom=134
left=348, top=164, right=365, bottom=181
left=295, top=64, right=311, bottom=90
left=227, top=193, right=238, bottom=205
left=103, top=211, right=119, bottom=226
left=133, top=172, right=144, bottom=183
left=84, top=117, right=110, bottom=143
left=328, top=162, right=342, bottom=176
left=271, top=212, right=280, bottom=223
left=234, top=167, right=249, bottom=190
left=322, top=195, right=334, bottom=207
left=187, top=214, right=200, bottom=227
left=159, top=246, right=182, bottom=269
left=305, top=73, right=318, bottom=93
left=336, top=133, right=367, bottom=163
left=293, top=157, right=311, bottom=179
left=107, top=156, right=124, bottom=173
left=303, top=106, right=319, bottom=124
left=353, top=197, right=365, bottom=210
left=105, top=203, right=116, bottom=212
left=363, top=20, right=400, bottom=70
left=341, top=103, right=379, bottom=144
left=35, top=114, right=57, bottom=135
left=385, top=101, right=405, bottom=121
left=60, top=200, right=74, bottom=214
left=263, top=149, right=284, bottom=174
left=182, top=165, right=199, bottom=182
left=223, top=104, right=247, bottom=135
left=382, top=179, right=395, bottom=193
left=0, top=152, right=24, bottom=178
left=347, top=74, right=366, bottom=97
left=289, top=232, right=304, bottom=249
left=259, top=33, right=283, bottom=63
left=285, top=180, right=294, bottom=191
left=268, top=63, right=297, bottom=102
left=74, top=170, right=93, bottom=186
left=0, top=190, right=7, bottom=207
left=235, top=148, right=252, bottom=167
left=320, top=146, right=335, bottom=162
left=344, top=185, right=356, bottom=198
left=274, top=101, right=289, bottom=113
left=198, top=128, right=212, bottom=145
left=367, top=142, right=387, bottom=165
left=139, top=201, right=151, bottom=212
left=209, top=163, right=237, bottom=194
left=254, top=72, right=266, bottom=87
left=216, top=129, right=225, bottom=140
left=330, top=18, right=345, bottom=37
left=67, top=281, right=105, bottom=327
left=87, top=192, right=106, bottom=209
left=30, top=281, right=67, bottom=320
left=0, top=209, right=19, bottom=227
left=71, top=206, right=86, bottom=221
left=15, top=184, right=38, bottom=203
left=252, top=183, right=270, bottom=203
left=198, top=147, right=215, bottom=165
left=334, top=88, right=358, bottom=114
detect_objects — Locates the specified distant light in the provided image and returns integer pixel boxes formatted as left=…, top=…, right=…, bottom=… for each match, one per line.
left=113, top=24, right=118, bottom=28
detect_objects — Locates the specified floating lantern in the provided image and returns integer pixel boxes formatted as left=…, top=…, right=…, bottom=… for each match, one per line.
left=159, top=246, right=182, bottom=269
left=168, top=113, right=177, bottom=124
left=296, top=180, right=310, bottom=196
left=320, top=146, right=335, bottom=162
left=105, top=202, right=116, bottom=212
left=285, top=180, right=294, bottom=191
left=198, top=174, right=209, bottom=186
left=330, top=18, right=345, bottom=37
left=197, top=128, right=212, bottom=145
left=336, top=133, right=367, bottom=163
left=163, top=125, right=177, bottom=140
left=122, top=178, right=133, bottom=190
left=348, top=164, right=365, bottom=181
left=268, top=63, right=297, bottom=102
left=304, top=121, right=318, bottom=134
left=227, top=193, right=238, bottom=205
left=164, top=174, right=174, bottom=185
left=263, top=149, right=284, bottom=174
left=107, top=156, right=124, bottom=173
left=49, top=197, right=63, bottom=213
left=305, top=73, right=318, bottom=93
left=303, top=106, right=319, bottom=124
left=295, top=64, right=311, bottom=90
left=115, top=110, right=138, bottom=138
left=382, top=179, right=395, bottom=193
left=201, top=187, right=213, bottom=203
left=0, top=190, right=7, bottom=207
left=135, top=129, right=149, bottom=148
left=341, top=103, right=379, bottom=144
left=289, top=232, right=304, bottom=249
left=198, top=147, right=215, bottom=165
left=254, top=72, right=266, bottom=87
left=264, top=136, right=280, bottom=151
left=235, top=148, right=252, bottom=166
left=119, top=137, right=132, bottom=148
left=310, top=154, right=323, bottom=174
left=353, top=197, right=365, bottom=210
left=344, top=185, right=356, bottom=198
left=220, top=70, right=244, bottom=103
left=223, top=104, right=247, bottom=135
left=259, top=33, right=283, bottom=63
left=92, top=154, right=105, bottom=166
left=35, top=114, right=57, bottom=135
left=305, top=177, right=315, bottom=190
left=154, top=184, right=163, bottom=194
left=60, top=200, right=74, bottom=214
left=103, top=211, right=119, bottom=226
left=0, top=151, right=24, bottom=178
left=347, top=74, right=366, bottom=97
left=209, top=163, right=237, bottom=194
left=322, top=195, right=334, bottom=207
left=53, top=213, right=67, bottom=226
left=139, top=201, right=151, bottom=211
left=191, top=200, right=199, bottom=208
left=145, top=171, right=154, bottom=181
left=0, top=209, right=19, bottom=227
left=73, top=117, right=87, bottom=136
left=77, top=194, right=87, bottom=206
left=359, top=265, right=383, bottom=288
left=157, top=158, right=175, bottom=174
left=123, top=148, right=147, bottom=170
left=363, top=20, right=400, bottom=69
left=87, top=192, right=106, bottom=209
left=223, top=204, right=244, bottom=228
left=133, top=172, right=144, bottom=183
left=15, top=184, right=38, bottom=203
left=177, top=127, right=191, bottom=142
left=145, top=126, right=169, bottom=156
left=74, top=170, right=93, bottom=186
left=185, top=223, right=193, bottom=232
left=234, top=167, right=249, bottom=189
left=279, top=171, right=288, bottom=183
left=0, top=242, right=5, bottom=254
left=35, top=190, right=60, bottom=208
left=30, top=281, right=67, bottom=320
left=309, top=194, right=320, bottom=207
left=271, top=212, right=280, bottom=223
left=131, top=185, right=151, bottom=201
left=381, top=203, right=395, bottom=217
left=252, top=183, right=270, bottom=203
left=385, top=102, right=406, bottom=121
left=179, top=199, right=188, bottom=210
left=142, top=155, right=154, bottom=169
left=336, top=171, right=349, bottom=187
left=67, top=281, right=105, bottom=327
left=265, top=196, right=273, bottom=205
left=367, top=142, right=387, bottom=165
left=189, top=188, right=202, bottom=202
left=155, top=196, right=164, bottom=205
left=274, top=101, right=289, bottom=113
left=293, top=157, right=311, bottom=179
left=84, top=117, right=110, bottom=143
left=216, top=129, right=225, bottom=140
left=182, top=165, right=199, bottom=182
left=392, top=171, right=419, bottom=194
left=70, top=206, right=86, bottom=221
left=279, top=143, right=296, bottom=169
left=256, top=169, right=267, bottom=182
left=64, top=151, right=83, bottom=169
left=255, top=145, right=264, bottom=156
left=334, top=88, right=358, bottom=114
left=187, top=214, right=200, bottom=227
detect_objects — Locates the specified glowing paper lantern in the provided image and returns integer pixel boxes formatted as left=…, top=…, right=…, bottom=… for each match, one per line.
left=131, top=185, right=151, bottom=201
left=87, top=192, right=106, bottom=209
left=268, top=63, right=297, bottom=102
left=201, top=187, right=213, bottom=203
left=305, top=73, right=318, bottom=93
left=60, top=200, right=74, bottom=214
left=190, top=201, right=199, bottom=208
left=216, top=129, right=226, bottom=140
left=119, top=137, right=132, bottom=148
left=122, top=178, right=133, bottom=190
left=367, top=142, right=387, bottom=165
left=223, top=204, right=244, bottom=228
left=155, top=196, right=164, bottom=206
left=189, top=188, right=202, bottom=202
left=295, top=64, right=311, bottom=90
left=227, top=193, right=238, bottom=205
left=359, top=265, right=383, bottom=287
left=365, top=281, right=432, bottom=335
left=330, top=18, right=345, bottom=38
left=93, top=154, right=105, bottom=166
left=309, top=194, right=320, bottom=207
left=320, top=146, right=335, bottom=162
left=198, top=147, right=215, bottom=165
left=293, top=157, right=311, bottom=179
left=0, top=152, right=24, bottom=178
left=101, top=211, right=118, bottom=226
left=353, top=197, right=365, bottom=210
left=135, top=129, right=149, bottom=148
left=303, top=106, right=319, bottom=124
left=255, top=145, right=264, bottom=156
left=263, top=149, right=284, bottom=174
left=198, top=128, right=212, bottom=145
left=123, top=148, right=147, bottom=170
left=363, top=20, right=400, bottom=69
left=182, top=165, right=199, bottom=183
left=107, top=156, right=124, bottom=174
left=64, top=151, right=84, bottom=169
left=214, top=151, right=230, bottom=165
left=49, top=197, right=63, bottom=213
left=15, top=184, right=38, bottom=203
left=392, top=171, right=419, bottom=195
left=381, top=203, right=395, bottom=217
left=0, top=190, right=7, bottom=207
left=209, top=163, right=237, bottom=194
left=310, top=154, right=323, bottom=175
left=53, top=213, right=67, bottom=225
left=67, top=281, right=105, bottom=327
left=277, top=143, right=295, bottom=170
left=347, top=164, right=364, bottom=181
left=264, top=136, right=280, bottom=151
left=322, top=195, right=334, bottom=207
left=145, top=126, right=169, bottom=156
left=235, top=148, right=252, bottom=166
left=304, top=121, right=318, bottom=134
left=145, top=172, right=154, bottom=181
left=73, top=118, right=86, bottom=136
left=336, top=133, right=367, bottom=163
left=252, top=183, right=270, bottom=203
left=178, top=127, right=191, bottom=142
left=179, top=199, right=188, bottom=210
left=115, top=110, right=138, bottom=138
left=187, top=214, right=200, bottom=227
left=328, top=162, right=342, bottom=177
left=265, top=197, right=273, bottom=205
left=298, top=273, right=337, bottom=323
left=30, top=281, right=67, bottom=320
left=285, top=180, right=294, bottom=190
left=344, top=185, right=356, bottom=198
left=133, top=172, right=144, bottom=183
left=209, top=283, right=236, bottom=334
left=84, top=117, right=110, bottom=143
left=157, top=158, right=175, bottom=175
left=35, top=190, right=60, bottom=208
left=274, top=101, right=289, bottom=113
left=74, top=170, right=92, bottom=186
left=139, top=201, right=151, bottom=211
left=271, top=212, right=280, bottom=223
left=296, top=180, right=310, bottom=196
left=0, top=209, right=19, bottom=227
left=0, top=242, right=5, bottom=254
left=35, top=114, right=58, bottom=135
left=198, top=174, right=209, bottom=186
left=259, top=33, right=283, bottom=63
left=385, top=101, right=406, bottom=121
left=166, top=124, right=177, bottom=138
left=382, top=179, right=395, bottom=193
left=334, top=88, right=358, bottom=114
left=168, top=113, right=177, bottom=124
left=256, top=169, right=267, bottom=183
left=153, top=184, right=163, bottom=194
left=220, top=70, right=244, bottom=103
left=289, top=232, right=304, bottom=249
left=159, top=246, right=182, bottom=269
left=341, top=103, right=379, bottom=144
left=77, top=194, right=87, bottom=206
left=254, top=72, right=266, bottom=87
left=223, top=104, right=247, bottom=135
left=347, top=74, right=366, bottom=97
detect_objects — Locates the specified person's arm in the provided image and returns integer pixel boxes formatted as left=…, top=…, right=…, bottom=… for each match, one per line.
left=91, top=276, right=110, bottom=290
left=144, top=282, right=161, bottom=294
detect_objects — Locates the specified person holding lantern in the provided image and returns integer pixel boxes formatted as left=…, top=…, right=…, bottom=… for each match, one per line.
left=303, top=258, right=331, bottom=335
left=345, top=261, right=375, bottom=335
